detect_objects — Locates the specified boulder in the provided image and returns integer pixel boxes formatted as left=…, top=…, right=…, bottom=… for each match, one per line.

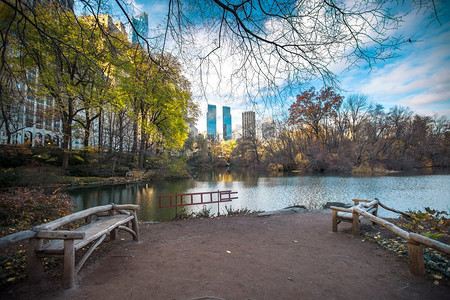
left=322, top=201, right=352, bottom=209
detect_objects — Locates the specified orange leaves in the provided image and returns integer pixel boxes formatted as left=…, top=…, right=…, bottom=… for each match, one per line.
left=288, top=86, right=343, bottom=137
left=0, top=188, right=73, bottom=233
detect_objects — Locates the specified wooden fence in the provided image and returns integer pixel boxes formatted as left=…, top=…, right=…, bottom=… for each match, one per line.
left=352, top=198, right=450, bottom=275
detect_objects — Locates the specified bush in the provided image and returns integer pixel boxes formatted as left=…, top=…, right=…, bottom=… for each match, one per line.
left=0, top=145, right=32, bottom=168
left=32, top=146, right=62, bottom=166
left=0, top=168, right=21, bottom=188
left=0, top=188, right=74, bottom=287
left=0, top=188, right=74, bottom=233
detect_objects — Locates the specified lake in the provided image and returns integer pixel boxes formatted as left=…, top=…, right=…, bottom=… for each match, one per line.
left=68, top=169, right=450, bottom=221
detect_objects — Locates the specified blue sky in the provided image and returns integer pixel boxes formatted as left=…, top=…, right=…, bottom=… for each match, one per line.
left=129, top=0, right=450, bottom=133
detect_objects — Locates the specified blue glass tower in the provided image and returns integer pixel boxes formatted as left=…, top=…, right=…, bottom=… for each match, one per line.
left=132, top=12, right=149, bottom=47
left=207, top=105, right=217, bottom=140
left=223, top=106, right=232, bottom=141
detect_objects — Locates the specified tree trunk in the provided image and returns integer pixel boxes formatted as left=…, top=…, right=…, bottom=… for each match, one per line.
left=98, top=108, right=103, bottom=153
left=61, top=116, right=71, bottom=170
left=61, top=98, right=76, bottom=169
left=83, top=110, right=91, bottom=147
left=118, top=113, right=124, bottom=153
left=138, top=129, right=146, bottom=169
left=108, top=111, right=114, bottom=153
left=83, top=120, right=91, bottom=148
left=1, top=107, right=12, bottom=144
left=132, top=120, right=138, bottom=154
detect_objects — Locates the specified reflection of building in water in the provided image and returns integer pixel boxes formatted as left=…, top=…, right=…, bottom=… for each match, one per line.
left=218, top=171, right=233, bottom=182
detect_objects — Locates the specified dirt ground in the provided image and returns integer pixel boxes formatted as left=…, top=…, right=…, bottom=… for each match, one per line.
left=2, top=210, right=449, bottom=300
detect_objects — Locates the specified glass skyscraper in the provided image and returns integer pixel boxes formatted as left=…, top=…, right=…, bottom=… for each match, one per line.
left=223, top=106, right=232, bottom=141
left=131, top=12, right=149, bottom=47
left=207, top=104, right=217, bottom=140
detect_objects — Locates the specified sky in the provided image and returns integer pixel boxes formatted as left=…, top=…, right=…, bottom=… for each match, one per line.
left=128, top=0, right=450, bottom=134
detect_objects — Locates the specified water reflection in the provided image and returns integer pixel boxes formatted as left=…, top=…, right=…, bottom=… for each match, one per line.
left=68, top=168, right=450, bottom=221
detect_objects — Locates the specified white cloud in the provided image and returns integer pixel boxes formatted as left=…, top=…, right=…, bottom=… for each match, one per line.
left=340, top=8, right=450, bottom=117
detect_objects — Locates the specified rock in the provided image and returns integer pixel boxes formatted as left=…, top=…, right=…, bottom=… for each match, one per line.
left=322, top=202, right=352, bottom=209
left=258, top=206, right=306, bottom=217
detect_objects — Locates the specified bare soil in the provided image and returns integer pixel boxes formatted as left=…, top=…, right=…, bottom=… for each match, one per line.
left=1, top=210, right=449, bottom=300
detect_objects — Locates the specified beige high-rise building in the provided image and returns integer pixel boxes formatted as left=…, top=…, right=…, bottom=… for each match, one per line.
left=242, top=111, right=256, bottom=138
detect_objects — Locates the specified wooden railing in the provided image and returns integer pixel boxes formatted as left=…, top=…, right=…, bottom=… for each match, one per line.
left=351, top=199, right=450, bottom=275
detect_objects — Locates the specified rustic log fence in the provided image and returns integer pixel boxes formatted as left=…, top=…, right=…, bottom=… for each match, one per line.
left=348, top=199, right=450, bottom=275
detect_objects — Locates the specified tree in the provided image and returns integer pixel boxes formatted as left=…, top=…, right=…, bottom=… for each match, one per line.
left=1, top=0, right=444, bottom=106
left=117, top=46, right=196, bottom=168
left=0, top=3, right=32, bottom=144
left=289, top=86, right=343, bottom=141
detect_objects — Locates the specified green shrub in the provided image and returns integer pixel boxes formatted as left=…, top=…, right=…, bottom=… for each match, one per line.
left=0, top=145, right=32, bottom=168
left=225, top=206, right=251, bottom=216
left=194, top=205, right=212, bottom=218
left=0, top=168, right=21, bottom=188
left=32, top=146, right=62, bottom=166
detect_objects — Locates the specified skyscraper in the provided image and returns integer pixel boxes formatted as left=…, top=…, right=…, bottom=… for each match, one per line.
left=261, top=116, right=275, bottom=140
left=223, top=106, right=232, bottom=141
left=131, top=12, right=149, bottom=47
left=242, top=111, right=256, bottom=138
left=207, top=104, right=217, bottom=140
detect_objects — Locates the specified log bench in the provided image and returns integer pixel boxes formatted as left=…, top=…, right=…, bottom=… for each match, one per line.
left=331, top=199, right=378, bottom=236
left=27, top=204, right=140, bottom=288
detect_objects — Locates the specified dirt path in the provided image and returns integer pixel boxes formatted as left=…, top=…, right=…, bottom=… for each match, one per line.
left=3, top=211, right=449, bottom=299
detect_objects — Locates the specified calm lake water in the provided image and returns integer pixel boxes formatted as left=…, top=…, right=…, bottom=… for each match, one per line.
left=68, top=169, right=450, bottom=221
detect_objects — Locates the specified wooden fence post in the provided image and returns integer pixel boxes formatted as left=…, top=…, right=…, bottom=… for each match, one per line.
left=27, top=238, right=44, bottom=283
left=332, top=209, right=338, bottom=232
left=63, top=239, right=76, bottom=289
left=352, top=211, right=359, bottom=236
left=407, top=240, right=426, bottom=275
left=131, top=211, right=139, bottom=242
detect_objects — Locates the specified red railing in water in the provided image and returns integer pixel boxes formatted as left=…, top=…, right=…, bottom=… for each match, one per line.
left=157, top=190, right=238, bottom=209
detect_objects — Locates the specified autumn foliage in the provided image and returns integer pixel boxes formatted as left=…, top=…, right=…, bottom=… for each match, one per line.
left=289, top=87, right=343, bottom=139
left=0, top=188, right=73, bottom=234
left=0, top=188, right=73, bottom=287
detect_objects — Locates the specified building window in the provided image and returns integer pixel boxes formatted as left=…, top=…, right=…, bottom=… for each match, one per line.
left=25, top=96, right=34, bottom=127
left=24, top=131, right=32, bottom=144
left=36, top=103, right=44, bottom=129
left=44, top=134, right=52, bottom=146
left=35, top=133, right=43, bottom=146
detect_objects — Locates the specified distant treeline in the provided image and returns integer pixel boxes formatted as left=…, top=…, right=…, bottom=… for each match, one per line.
left=187, top=89, right=449, bottom=173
